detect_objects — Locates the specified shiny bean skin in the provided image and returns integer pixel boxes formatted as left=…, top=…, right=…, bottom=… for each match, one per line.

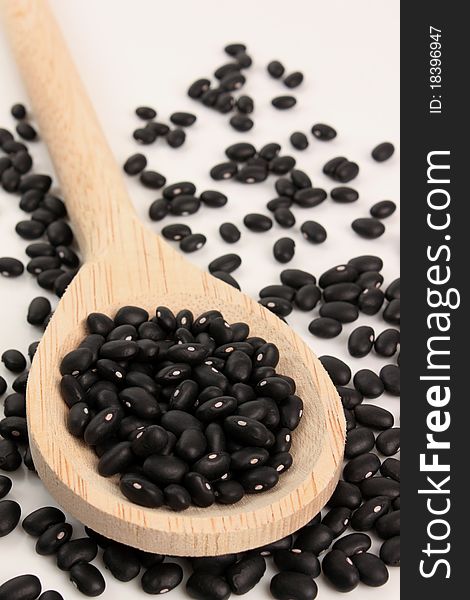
left=322, top=550, right=360, bottom=592
left=350, top=496, right=391, bottom=531
left=270, top=572, right=318, bottom=600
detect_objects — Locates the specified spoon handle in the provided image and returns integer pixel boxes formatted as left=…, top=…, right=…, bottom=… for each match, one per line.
left=1, top=0, right=136, bottom=260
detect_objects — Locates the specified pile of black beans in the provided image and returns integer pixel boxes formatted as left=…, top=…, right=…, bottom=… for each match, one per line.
left=1, top=37, right=399, bottom=599
left=60, top=306, right=302, bottom=510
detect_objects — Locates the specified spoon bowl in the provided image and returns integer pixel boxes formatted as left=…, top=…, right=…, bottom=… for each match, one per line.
left=2, top=0, right=345, bottom=556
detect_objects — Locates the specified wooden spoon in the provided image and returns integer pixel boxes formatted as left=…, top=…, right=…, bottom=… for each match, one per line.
left=1, top=0, right=344, bottom=556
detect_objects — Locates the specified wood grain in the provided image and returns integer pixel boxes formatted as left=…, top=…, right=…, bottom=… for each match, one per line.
left=1, top=0, right=345, bottom=556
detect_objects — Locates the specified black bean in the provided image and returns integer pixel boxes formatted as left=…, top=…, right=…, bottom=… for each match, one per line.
left=290, top=131, right=309, bottom=150
left=166, top=128, right=186, bottom=148
left=0, top=575, right=42, bottom=600
left=0, top=257, right=24, bottom=277
left=199, top=190, right=228, bottom=208
left=192, top=554, right=238, bottom=574
left=299, top=221, right=326, bottom=245
left=333, top=532, right=371, bottom=556
left=353, top=369, right=384, bottom=399
left=308, top=317, right=342, bottom=339
left=97, top=441, right=134, bottom=477
left=224, top=415, right=273, bottom=448
left=225, top=554, right=266, bottom=593
left=284, top=71, right=304, bottom=88
left=123, top=153, right=147, bottom=175
left=336, top=161, right=360, bottom=183
left=11, top=103, right=27, bottom=119
left=236, top=165, right=268, bottom=183
left=348, top=326, right=375, bottom=358
left=330, top=187, right=358, bottom=204
left=380, top=364, right=400, bottom=396
left=355, top=404, right=393, bottom=431
left=322, top=506, right=352, bottom=537
left=207, top=254, right=241, bottom=275
left=38, top=592, right=64, bottom=600
left=360, top=476, right=400, bottom=500
left=0, top=475, right=12, bottom=499
left=351, top=496, right=391, bottom=531
left=12, top=150, right=33, bottom=174
left=295, top=523, right=334, bottom=555
left=323, top=549, right=360, bottom=592
left=25, top=242, right=55, bottom=258
left=372, top=142, right=395, bottom=162
left=25, top=297, right=49, bottom=327
left=270, top=572, right=318, bottom=600
left=15, top=219, right=45, bottom=240
left=273, top=549, right=320, bottom=577
left=140, top=170, right=166, bottom=189
left=225, top=142, right=256, bottom=162
left=357, top=287, right=384, bottom=315
left=143, top=454, right=188, bottom=486
left=375, top=509, right=400, bottom=539
left=322, top=156, right=346, bottom=177
left=46, top=220, right=73, bottom=246
left=180, top=233, right=206, bottom=252
left=356, top=270, right=384, bottom=289
left=272, top=95, right=297, bottom=110
left=16, top=122, right=37, bottom=140
left=243, top=213, right=272, bottom=232
left=383, top=298, right=400, bottom=326
left=160, top=223, right=191, bottom=242
left=229, top=114, right=253, bottom=131
left=0, top=416, right=28, bottom=442
left=273, top=237, right=295, bottom=263
left=188, top=78, right=211, bottom=98
left=255, top=535, right=294, bottom=557
left=238, top=466, right=279, bottom=493
left=170, top=194, right=200, bottom=216
left=12, top=371, right=29, bottom=393
left=274, top=207, right=296, bottom=228
left=311, top=123, right=336, bottom=140
left=132, top=124, right=158, bottom=144
left=56, top=538, right=98, bottom=570
left=56, top=246, right=79, bottom=268
left=31, top=207, right=58, bottom=226
left=270, top=155, right=296, bottom=175
left=210, top=161, right=238, bottom=180
left=1, top=349, right=27, bottom=373
left=352, top=217, right=385, bottom=239
left=344, top=385, right=372, bottom=421
left=267, top=60, right=285, bottom=78
left=136, top=106, right=157, bottom=120
left=380, top=536, right=400, bottom=566
left=3, top=140, right=28, bottom=155
left=66, top=402, right=91, bottom=436
left=236, top=95, right=254, bottom=113
left=141, top=562, right=183, bottom=594
left=0, top=127, right=14, bottom=144
left=22, top=506, right=66, bottom=537
left=186, top=571, right=231, bottom=600
left=163, top=182, right=196, bottom=200
left=219, top=222, right=241, bottom=243
left=275, top=178, right=296, bottom=198
left=102, top=542, right=141, bottom=581
left=323, top=282, right=361, bottom=303
left=351, top=552, right=389, bottom=587
left=19, top=190, right=44, bottom=213
left=280, top=270, right=315, bottom=290
left=319, top=355, right=351, bottom=386
left=148, top=198, right=170, bottom=221
left=293, top=187, right=327, bottom=208
left=70, top=562, right=106, bottom=597
left=345, top=419, right=374, bottom=456
left=385, top=278, right=400, bottom=300
left=343, top=452, right=381, bottom=483
left=169, top=112, right=196, bottom=127
left=375, top=427, right=400, bottom=456
left=36, top=522, right=73, bottom=555
left=381, top=457, right=400, bottom=481
left=119, top=473, right=163, bottom=508
left=0, top=499, right=21, bottom=537
left=370, top=199, right=396, bottom=219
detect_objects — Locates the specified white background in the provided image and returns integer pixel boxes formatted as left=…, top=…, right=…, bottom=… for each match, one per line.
left=0, top=0, right=400, bottom=598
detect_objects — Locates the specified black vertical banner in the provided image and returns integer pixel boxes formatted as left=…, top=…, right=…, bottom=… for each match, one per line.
left=402, top=3, right=466, bottom=598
